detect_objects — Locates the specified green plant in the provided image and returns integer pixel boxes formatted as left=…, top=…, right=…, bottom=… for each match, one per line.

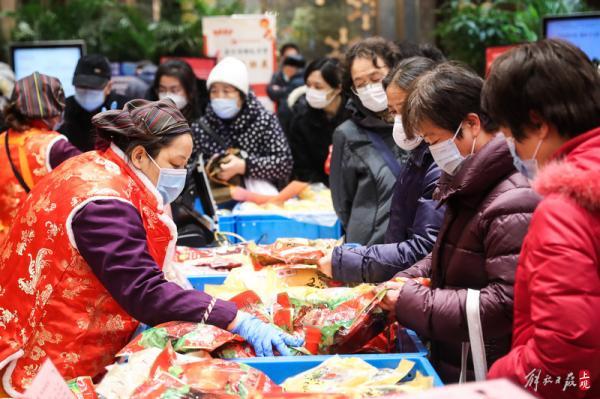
left=435, top=0, right=588, bottom=74
left=2, top=0, right=243, bottom=62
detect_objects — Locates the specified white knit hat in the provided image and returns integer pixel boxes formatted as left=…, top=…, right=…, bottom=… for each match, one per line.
left=207, top=57, right=249, bottom=95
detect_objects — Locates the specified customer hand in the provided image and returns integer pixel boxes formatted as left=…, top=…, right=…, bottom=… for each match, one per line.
left=378, top=278, right=407, bottom=312
left=217, top=155, right=246, bottom=182
left=229, top=313, right=303, bottom=356
left=317, top=252, right=333, bottom=278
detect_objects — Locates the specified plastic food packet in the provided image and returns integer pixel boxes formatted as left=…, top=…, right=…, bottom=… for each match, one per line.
left=273, top=293, right=294, bottom=332
left=149, top=341, right=178, bottom=378
left=281, top=357, right=422, bottom=395
left=174, top=324, right=244, bottom=353
left=176, top=358, right=283, bottom=397
left=117, top=321, right=198, bottom=357
left=357, top=323, right=399, bottom=354
left=213, top=342, right=257, bottom=359
left=97, top=347, right=164, bottom=399
left=290, top=286, right=388, bottom=354
left=131, top=371, right=236, bottom=399
left=229, top=291, right=271, bottom=323
left=67, top=376, right=98, bottom=399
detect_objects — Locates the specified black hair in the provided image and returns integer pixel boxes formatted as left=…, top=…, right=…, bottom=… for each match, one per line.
left=343, top=36, right=401, bottom=93
left=152, top=60, right=201, bottom=121
left=383, top=56, right=438, bottom=90
left=3, top=102, right=30, bottom=132
left=403, top=62, right=498, bottom=139
left=482, top=38, right=600, bottom=141
left=394, top=41, right=446, bottom=63
left=304, top=57, right=343, bottom=89
left=280, top=42, right=300, bottom=57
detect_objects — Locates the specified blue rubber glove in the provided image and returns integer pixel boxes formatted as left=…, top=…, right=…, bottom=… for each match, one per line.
left=231, top=313, right=304, bottom=357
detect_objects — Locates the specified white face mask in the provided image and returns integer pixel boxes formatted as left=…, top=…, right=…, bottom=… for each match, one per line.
left=393, top=115, right=423, bottom=151
left=429, top=123, right=465, bottom=176
left=306, top=88, right=336, bottom=109
left=147, top=154, right=187, bottom=204
left=159, top=93, right=188, bottom=110
left=356, top=82, right=388, bottom=113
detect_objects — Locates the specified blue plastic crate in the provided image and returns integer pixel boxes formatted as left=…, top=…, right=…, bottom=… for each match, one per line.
left=233, top=353, right=443, bottom=386
left=397, top=327, right=428, bottom=357
left=234, top=213, right=342, bottom=244
left=187, top=274, right=227, bottom=291
left=218, top=214, right=236, bottom=235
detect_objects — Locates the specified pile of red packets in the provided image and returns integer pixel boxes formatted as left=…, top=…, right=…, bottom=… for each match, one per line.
left=174, top=245, right=246, bottom=271
left=247, top=239, right=337, bottom=271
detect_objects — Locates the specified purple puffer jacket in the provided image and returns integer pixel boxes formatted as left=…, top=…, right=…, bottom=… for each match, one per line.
left=393, top=135, right=540, bottom=383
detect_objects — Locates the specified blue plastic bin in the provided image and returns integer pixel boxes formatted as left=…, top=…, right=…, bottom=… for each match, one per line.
left=233, top=353, right=443, bottom=386
left=233, top=213, right=342, bottom=244
left=397, top=328, right=428, bottom=357
left=187, top=274, right=227, bottom=291
left=217, top=214, right=236, bottom=235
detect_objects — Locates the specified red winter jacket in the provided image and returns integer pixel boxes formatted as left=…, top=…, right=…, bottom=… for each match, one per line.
left=488, top=128, right=600, bottom=398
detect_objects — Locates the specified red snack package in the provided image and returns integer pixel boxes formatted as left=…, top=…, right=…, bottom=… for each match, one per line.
left=303, top=326, right=322, bottom=355
left=67, top=377, right=98, bottom=399
left=117, top=321, right=198, bottom=357
left=179, top=359, right=282, bottom=395
left=213, top=342, right=257, bottom=359
left=173, top=324, right=243, bottom=353
left=355, top=322, right=399, bottom=354
left=131, top=371, right=234, bottom=399
left=273, top=247, right=324, bottom=265
left=230, top=291, right=271, bottom=323
left=150, top=341, right=177, bottom=377
left=273, top=293, right=294, bottom=332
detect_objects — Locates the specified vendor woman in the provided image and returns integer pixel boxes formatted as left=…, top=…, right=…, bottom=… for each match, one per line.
left=0, top=99, right=301, bottom=396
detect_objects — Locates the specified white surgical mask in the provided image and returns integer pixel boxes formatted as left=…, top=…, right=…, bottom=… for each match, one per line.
left=158, top=92, right=188, bottom=110
left=429, top=123, right=465, bottom=176
left=306, top=88, right=335, bottom=109
left=506, top=137, right=543, bottom=180
left=393, top=115, right=423, bottom=151
left=356, top=82, right=388, bottom=112
left=75, top=88, right=106, bottom=112
left=147, top=154, right=187, bottom=204
left=211, top=98, right=241, bottom=120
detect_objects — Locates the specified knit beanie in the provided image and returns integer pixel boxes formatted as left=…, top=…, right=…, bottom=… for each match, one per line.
left=206, top=57, right=249, bottom=95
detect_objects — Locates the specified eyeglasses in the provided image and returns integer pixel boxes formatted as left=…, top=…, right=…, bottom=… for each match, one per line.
left=351, top=73, right=386, bottom=95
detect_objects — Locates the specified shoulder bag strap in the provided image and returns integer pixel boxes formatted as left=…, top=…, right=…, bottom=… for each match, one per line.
left=459, top=289, right=488, bottom=383
left=197, top=118, right=227, bottom=149
left=362, top=128, right=403, bottom=178
left=4, top=131, right=31, bottom=193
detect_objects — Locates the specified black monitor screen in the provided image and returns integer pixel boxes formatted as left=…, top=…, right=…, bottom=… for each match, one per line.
left=10, top=41, right=85, bottom=97
left=544, top=13, right=600, bottom=64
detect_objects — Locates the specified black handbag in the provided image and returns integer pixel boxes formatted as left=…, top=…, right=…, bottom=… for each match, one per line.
left=171, top=156, right=218, bottom=247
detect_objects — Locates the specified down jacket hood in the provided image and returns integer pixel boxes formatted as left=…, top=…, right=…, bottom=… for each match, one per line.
left=534, top=127, right=600, bottom=213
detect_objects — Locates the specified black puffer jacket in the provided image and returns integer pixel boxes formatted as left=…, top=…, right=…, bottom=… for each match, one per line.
left=330, top=98, right=408, bottom=245
left=288, top=95, right=350, bottom=185
left=190, top=92, right=293, bottom=187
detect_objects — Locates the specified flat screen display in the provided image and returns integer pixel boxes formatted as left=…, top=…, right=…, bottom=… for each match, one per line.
left=11, top=41, right=85, bottom=97
left=544, top=13, right=600, bottom=63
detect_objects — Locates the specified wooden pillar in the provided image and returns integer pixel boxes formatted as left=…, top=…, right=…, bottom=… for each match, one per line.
left=0, top=0, right=16, bottom=44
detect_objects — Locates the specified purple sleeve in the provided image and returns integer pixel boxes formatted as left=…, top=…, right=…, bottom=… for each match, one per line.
left=49, top=138, right=82, bottom=169
left=71, top=199, right=238, bottom=329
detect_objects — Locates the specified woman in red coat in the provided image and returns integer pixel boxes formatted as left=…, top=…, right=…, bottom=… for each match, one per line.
left=482, top=39, right=600, bottom=398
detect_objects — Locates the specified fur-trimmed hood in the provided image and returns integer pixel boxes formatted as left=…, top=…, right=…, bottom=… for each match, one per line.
left=534, top=128, right=600, bottom=213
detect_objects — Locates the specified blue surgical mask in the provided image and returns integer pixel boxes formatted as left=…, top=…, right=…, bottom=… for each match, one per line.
left=75, top=88, right=106, bottom=112
left=429, top=123, right=465, bottom=175
left=148, top=154, right=187, bottom=204
left=211, top=98, right=241, bottom=120
left=506, top=137, right=543, bottom=180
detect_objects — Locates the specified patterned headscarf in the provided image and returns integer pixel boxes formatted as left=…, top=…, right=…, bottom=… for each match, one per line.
left=11, top=71, right=65, bottom=119
left=92, top=98, right=191, bottom=139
